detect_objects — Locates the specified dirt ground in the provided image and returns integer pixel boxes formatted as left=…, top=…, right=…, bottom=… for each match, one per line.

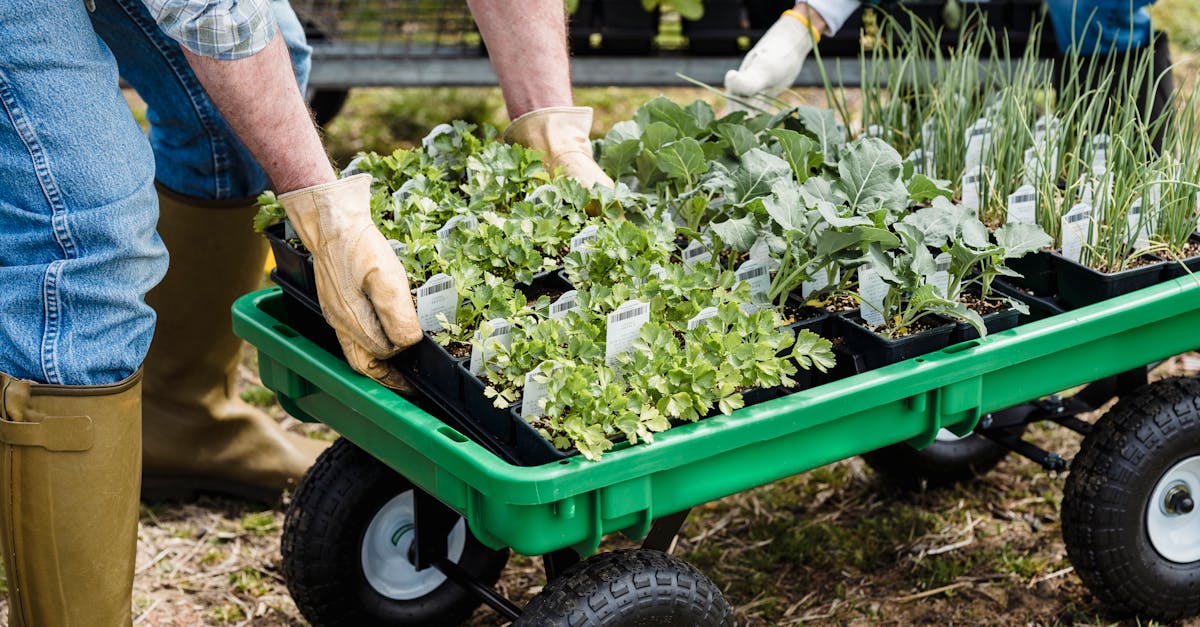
left=0, top=351, right=1195, bottom=626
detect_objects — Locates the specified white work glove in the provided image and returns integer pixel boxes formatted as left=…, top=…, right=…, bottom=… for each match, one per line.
left=724, top=10, right=819, bottom=113
left=504, top=106, right=614, bottom=190
left=278, top=174, right=422, bottom=391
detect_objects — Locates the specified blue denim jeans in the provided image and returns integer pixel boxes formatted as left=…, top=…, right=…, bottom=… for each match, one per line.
left=0, top=0, right=309, bottom=386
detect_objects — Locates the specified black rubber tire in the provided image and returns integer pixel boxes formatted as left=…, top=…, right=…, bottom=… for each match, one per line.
left=282, top=438, right=509, bottom=626
left=1062, top=377, right=1200, bottom=621
left=860, top=428, right=1022, bottom=490
left=517, top=549, right=735, bottom=626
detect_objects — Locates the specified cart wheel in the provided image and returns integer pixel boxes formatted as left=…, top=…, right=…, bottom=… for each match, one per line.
left=1062, top=377, right=1200, bottom=621
left=282, top=438, right=509, bottom=627
left=517, top=549, right=734, bottom=626
left=860, top=427, right=1022, bottom=489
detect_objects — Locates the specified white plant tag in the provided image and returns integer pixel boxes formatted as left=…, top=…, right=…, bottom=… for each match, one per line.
left=649, top=263, right=670, bottom=280
left=735, top=260, right=770, bottom=298
left=569, top=224, right=600, bottom=254
left=858, top=267, right=889, bottom=328
left=865, top=124, right=886, bottom=138
left=802, top=267, right=840, bottom=298
left=686, top=306, right=720, bottom=330
left=521, top=361, right=559, bottom=418
left=681, top=240, right=712, bottom=266
left=1127, top=200, right=1152, bottom=249
left=1034, top=115, right=1061, bottom=147
left=468, top=318, right=513, bottom=376
left=605, top=300, right=650, bottom=366
left=1060, top=203, right=1093, bottom=263
left=416, top=273, right=456, bottom=332
left=283, top=220, right=297, bottom=241
left=1022, top=147, right=1041, bottom=186
left=749, top=236, right=772, bottom=263
left=436, top=214, right=479, bottom=242
left=387, top=239, right=408, bottom=256
left=905, top=149, right=926, bottom=175
left=739, top=302, right=764, bottom=314
left=548, top=290, right=579, bottom=320
left=930, top=252, right=952, bottom=298
left=1091, top=134, right=1110, bottom=175
left=964, top=118, right=993, bottom=170
left=962, top=167, right=988, bottom=214
left=1007, top=184, right=1038, bottom=225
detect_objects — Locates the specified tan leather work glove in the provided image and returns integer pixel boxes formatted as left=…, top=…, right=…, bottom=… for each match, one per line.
left=278, top=174, right=422, bottom=391
left=504, top=106, right=614, bottom=189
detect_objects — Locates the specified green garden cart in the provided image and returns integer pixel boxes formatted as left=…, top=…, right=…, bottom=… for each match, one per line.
left=233, top=273, right=1200, bottom=625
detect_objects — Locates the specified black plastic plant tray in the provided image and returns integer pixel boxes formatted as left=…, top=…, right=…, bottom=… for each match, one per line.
left=1005, top=249, right=1057, bottom=296
left=1050, top=251, right=1166, bottom=309
left=265, top=222, right=317, bottom=299
left=992, top=279, right=1067, bottom=322
left=833, top=312, right=955, bottom=371
left=949, top=305, right=1020, bottom=343
left=1161, top=233, right=1200, bottom=281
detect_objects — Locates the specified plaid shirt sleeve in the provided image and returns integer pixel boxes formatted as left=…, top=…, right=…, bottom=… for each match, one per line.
left=141, top=0, right=277, bottom=60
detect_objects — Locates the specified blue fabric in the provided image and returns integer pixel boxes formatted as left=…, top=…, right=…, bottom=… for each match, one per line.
left=0, top=0, right=310, bottom=385
left=91, top=0, right=311, bottom=200
left=1045, top=0, right=1154, bottom=55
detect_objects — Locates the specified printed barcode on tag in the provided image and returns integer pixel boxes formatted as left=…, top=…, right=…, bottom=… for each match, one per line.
left=491, top=325, right=512, bottom=337
left=1012, top=193, right=1035, bottom=204
left=418, top=280, right=454, bottom=296
left=964, top=173, right=982, bottom=184
left=550, top=299, right=576, bottom=315
left=737, top=266, right=767, bottom=280
left=1066, top=211, right=1089, bottom=223
left=611, top=304, right=649, bottom=323
left=684, top=246, right=707, bottom=258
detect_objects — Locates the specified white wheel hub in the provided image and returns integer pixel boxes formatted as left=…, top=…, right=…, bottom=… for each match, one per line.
left=1146, top=455, right=1200, bottom=564
left=361, top=491, right=467, bottom=600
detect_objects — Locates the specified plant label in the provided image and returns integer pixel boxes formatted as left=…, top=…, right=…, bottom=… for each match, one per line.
left=283, top=220, right=298, bottom=242
left=387, top=239, right=408, bottom=256
left=605, top=300, right=650, bottom=366
left=1022, top=148, right=1041, bottom=186
left=569, top=225, right=600, bottom=254
left=964, top=119, right=993, bottom=170
left=1090, top=134, right=1110, bottom=175
left=649, top=263, right=670, bottom=280
left=416, top=273, right=457, bottom=332
left=1034, top=115, right=1061, bottom=148
left=1007, top=185, right=1038, bottom=225
left=802, top=266, right=839, bottom=299
left=686, top=306, right=719, bottom=330
left=1060, top=203, right=1093, bottom=264
left=436, top=214, right=479, bottom=242
left=469, top=318, right=513, bottom=376
left=962, top=167, right=989, bottom=214
left=736, top=259, right=770, bottom=298
left=739, top=302, right=765, bottom=314
left=748, top=236, right=779, bottom=271
left=906, top=149, right=928, bottom=176
left=865, top=124, right=885, bottom=138
left=922, top=119, right=937, bottom=152
left=521, top=361, right=560, bottom=418
left=549, top=290, right=580, bottom=320
left=858, top=267, right=889, bottom=328
left=930, top=252, right=952, bottom=298
left=681, top=240, right=712, bottom=266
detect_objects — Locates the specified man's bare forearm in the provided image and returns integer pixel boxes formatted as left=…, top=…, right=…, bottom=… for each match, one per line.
left=182, top=34, right=334, bottom=194
left=467, top=0, right=574, bottom=119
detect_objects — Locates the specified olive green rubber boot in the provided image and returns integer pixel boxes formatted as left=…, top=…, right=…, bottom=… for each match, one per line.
left=141, top=185, right=328, bottom=504
left=0, top=370, right=142, bottom=627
